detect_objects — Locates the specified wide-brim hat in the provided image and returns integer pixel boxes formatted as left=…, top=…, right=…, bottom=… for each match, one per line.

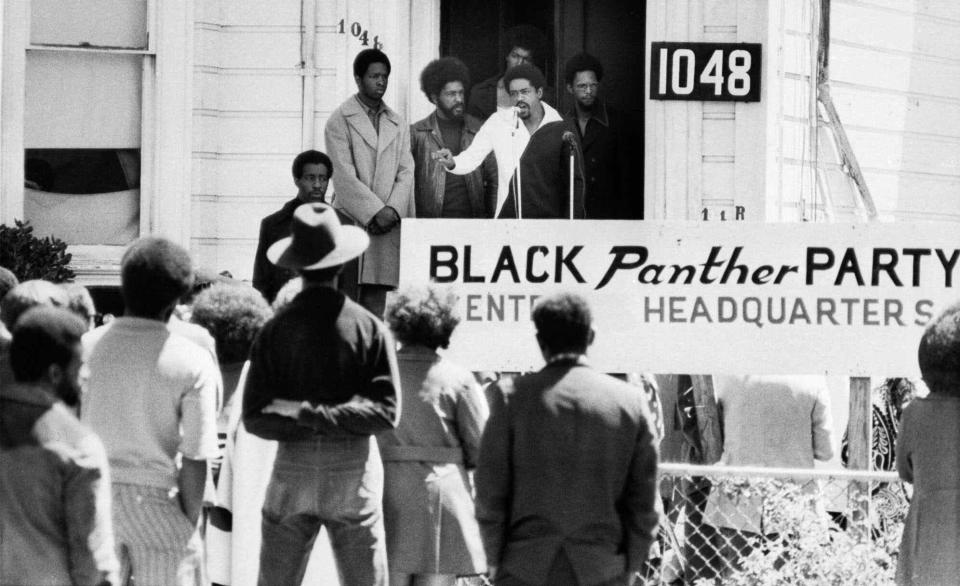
left=267, top=203, right=369, bottom=271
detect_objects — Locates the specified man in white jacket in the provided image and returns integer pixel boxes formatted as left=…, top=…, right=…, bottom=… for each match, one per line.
left=435, top=63, right=562, bottom=217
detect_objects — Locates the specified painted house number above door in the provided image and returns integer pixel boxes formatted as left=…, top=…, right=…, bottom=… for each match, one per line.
left=650, top=42, right=762, bottom=102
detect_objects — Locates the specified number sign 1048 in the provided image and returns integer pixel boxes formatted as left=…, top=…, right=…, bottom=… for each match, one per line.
left=649, top=42, right=761, bottom=102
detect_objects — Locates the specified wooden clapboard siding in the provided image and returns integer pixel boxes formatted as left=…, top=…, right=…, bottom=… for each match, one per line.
left=645, top=0, right=768, bottom=221
left=191, top=0, right=305, bottom=277
left=189, top=0, right=437, bottom=279
left=773, top=0, right=960, bottom=222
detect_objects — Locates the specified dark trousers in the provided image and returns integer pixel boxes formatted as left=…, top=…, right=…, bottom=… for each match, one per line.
left=495, top=551, right=632, bottom=586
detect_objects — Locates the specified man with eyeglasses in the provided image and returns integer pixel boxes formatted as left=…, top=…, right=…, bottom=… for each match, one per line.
left=563, top=53, right=642, bottom=219
left=253, top=150, right=343, bottom=302
left=436, top=63, right=564, bottom=218
left=411, top=57, right=497, bottom=218
left=467, top=25, right=556, bottom=122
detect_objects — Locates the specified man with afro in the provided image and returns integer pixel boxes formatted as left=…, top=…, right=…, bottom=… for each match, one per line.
left=411, top=57, right=497, bottom=218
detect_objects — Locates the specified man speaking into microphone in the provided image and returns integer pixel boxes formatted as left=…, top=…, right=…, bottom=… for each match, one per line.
left=434, top=63, right=564, bottom=217
left=496, top=108, right=585, bottom=219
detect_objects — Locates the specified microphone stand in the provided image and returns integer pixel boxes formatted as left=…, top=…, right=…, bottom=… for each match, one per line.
left=568, top=145, right=575, bottom=220
left=512, top=107, right=523, bottom=219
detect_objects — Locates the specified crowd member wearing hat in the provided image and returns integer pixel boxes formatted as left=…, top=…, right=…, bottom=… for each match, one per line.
left=1, top=306, right=119, bottom=586
left=243, top=203, right=401, bottom=586
left=82, top=237, right=221, bottom=586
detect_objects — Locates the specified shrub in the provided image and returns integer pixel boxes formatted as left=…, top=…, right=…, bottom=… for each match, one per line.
left=694, top=478, right=898, bottom=586
left=0, top=220, right=74, bottom=282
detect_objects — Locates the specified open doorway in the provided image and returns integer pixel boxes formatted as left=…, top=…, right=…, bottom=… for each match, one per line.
left=440, top=0, right=646, bottom=217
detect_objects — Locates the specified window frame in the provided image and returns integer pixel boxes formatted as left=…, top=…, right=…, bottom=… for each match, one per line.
left=1, top=0, right=193, bottom=284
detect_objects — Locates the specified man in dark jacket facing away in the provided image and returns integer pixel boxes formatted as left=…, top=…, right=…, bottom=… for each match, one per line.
left=244, top=202, right=400, bottom=586
left=476, top=292, right=659, bottom=585
left=411, top=57, right=497, bottom=218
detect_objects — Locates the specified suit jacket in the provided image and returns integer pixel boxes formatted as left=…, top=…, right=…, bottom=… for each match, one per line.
left=251, top=197, right=359, bottom=303
left=475, top=357, right=660, bottom=584
left=325, top=95, right=415, bottom=287
left=410, top=112, right=497, bottom=218
left=252, top=198, right=300, bottom=302
left=497, top=120, right=585, bottom=219
left=567, top=100, right=642, bottom=219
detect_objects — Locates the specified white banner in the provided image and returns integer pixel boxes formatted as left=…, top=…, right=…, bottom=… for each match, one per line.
left=399, top=220, right=960, bottom=376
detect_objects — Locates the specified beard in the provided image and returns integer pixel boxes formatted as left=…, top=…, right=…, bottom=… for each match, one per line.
left=438, top=102, right=464, bottom=120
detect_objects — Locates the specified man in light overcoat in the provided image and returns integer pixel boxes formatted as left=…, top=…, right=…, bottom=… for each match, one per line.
left=325, top=48, right=415, bottom=316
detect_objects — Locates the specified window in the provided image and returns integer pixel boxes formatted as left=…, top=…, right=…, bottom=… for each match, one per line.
left=22, top=0, right=149, bottom=246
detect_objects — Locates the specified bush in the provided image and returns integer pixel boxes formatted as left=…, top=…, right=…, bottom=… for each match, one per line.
left=695, top=478, right=898, bottom=586
left=0, top=219, right=75, bottom=282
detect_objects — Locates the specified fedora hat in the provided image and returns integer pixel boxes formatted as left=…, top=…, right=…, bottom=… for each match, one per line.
left=267, top=203, right=369, bottom=270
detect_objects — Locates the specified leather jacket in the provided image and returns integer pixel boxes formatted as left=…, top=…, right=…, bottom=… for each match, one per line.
left=410, top=112, right=497, bottom=218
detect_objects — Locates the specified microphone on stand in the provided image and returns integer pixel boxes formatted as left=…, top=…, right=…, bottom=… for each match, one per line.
left=562, top=131, right=579, bottom=219
left=510, top=106, right=520, bottom=137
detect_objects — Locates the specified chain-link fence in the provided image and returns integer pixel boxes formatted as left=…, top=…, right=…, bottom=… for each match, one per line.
left=648, top=463, right=906, bottom=585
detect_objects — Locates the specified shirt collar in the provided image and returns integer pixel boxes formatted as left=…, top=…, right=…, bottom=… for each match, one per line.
left=566, top=99, right=609, bottom=128
left=546, top=352, right=589, bottom=367
left=355, top=94, right=387, bottom=117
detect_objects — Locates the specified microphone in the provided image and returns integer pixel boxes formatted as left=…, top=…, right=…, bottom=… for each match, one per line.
left=562, top=131, right=577, bottom=147
left=511, top=107, right=520, bottom=135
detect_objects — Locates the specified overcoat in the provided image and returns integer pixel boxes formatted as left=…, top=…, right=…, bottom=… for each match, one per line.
left=377, top=345, right=488, bottom=574
left=895, top=394, right=960, bottom=585
left=325, top=96, right=415, bottom=287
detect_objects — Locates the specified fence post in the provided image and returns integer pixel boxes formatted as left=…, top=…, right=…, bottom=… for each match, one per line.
left=847, top=376, right=872, bottom=538
left=691, top=375, right=723, bottom=465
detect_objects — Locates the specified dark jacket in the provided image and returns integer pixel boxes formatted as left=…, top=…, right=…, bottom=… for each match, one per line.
left=410, top=112, right=497, bottom=218
left=252, top=198, right=301, bottom=303
left=497, top=120, right=585, bottom=219
left=475, top=357, right=660, bottom=584
left=468, top=73, right=557, bottom=122
left=567, top=99, right=643, bottom=219
left=252, top=197, right=359, bottom=303
left=242, top=286, right=400, bottom=442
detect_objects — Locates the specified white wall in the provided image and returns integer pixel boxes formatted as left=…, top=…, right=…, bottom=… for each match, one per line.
left=191, top=0, right=438, bottom=280
left=645, top=0, right=769, bottom=222
left=770, top=0, right=960, bottom=222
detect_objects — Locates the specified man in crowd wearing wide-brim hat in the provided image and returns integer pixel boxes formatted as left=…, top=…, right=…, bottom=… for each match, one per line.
left=243, top=202, right=400, bottom=586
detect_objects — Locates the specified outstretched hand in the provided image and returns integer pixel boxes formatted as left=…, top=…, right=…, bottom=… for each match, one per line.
left=432, top=148, right=455, bottom=169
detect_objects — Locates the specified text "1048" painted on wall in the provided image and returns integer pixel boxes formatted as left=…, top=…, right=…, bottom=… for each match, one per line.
left=337, top=19, right=382, bottom=50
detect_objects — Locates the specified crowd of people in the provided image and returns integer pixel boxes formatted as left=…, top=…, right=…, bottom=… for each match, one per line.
left=1, top=36, right=958, bottom=586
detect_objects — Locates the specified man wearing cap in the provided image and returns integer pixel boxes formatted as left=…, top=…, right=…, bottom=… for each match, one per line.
left=243, top=202, right=400, bottom=586
left=1, top=306, right=119, bottom=586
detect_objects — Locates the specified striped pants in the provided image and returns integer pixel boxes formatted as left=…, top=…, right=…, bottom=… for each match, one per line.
left=113, top=483, right=205, bottom=586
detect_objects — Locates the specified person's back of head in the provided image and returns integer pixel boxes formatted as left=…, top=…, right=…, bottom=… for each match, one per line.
left=0, top=279, right=70, bottom=331
left=121, top=237, right=194, bottom=320
left=190, top=282, right=273, bottom=365
left=918, top=300, right=960, bottom=396
left=63, top=283, right=97, bottom=330
left=10, top=306, right=87, bottom=406
left=0, top=266, right=18, bottom=303
left=385, top=286, right=460, bottom=350
left=532, top=292, right=594, bottom=356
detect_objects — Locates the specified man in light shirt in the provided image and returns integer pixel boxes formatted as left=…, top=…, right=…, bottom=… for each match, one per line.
left=435, top=63, right=563, bottom=217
